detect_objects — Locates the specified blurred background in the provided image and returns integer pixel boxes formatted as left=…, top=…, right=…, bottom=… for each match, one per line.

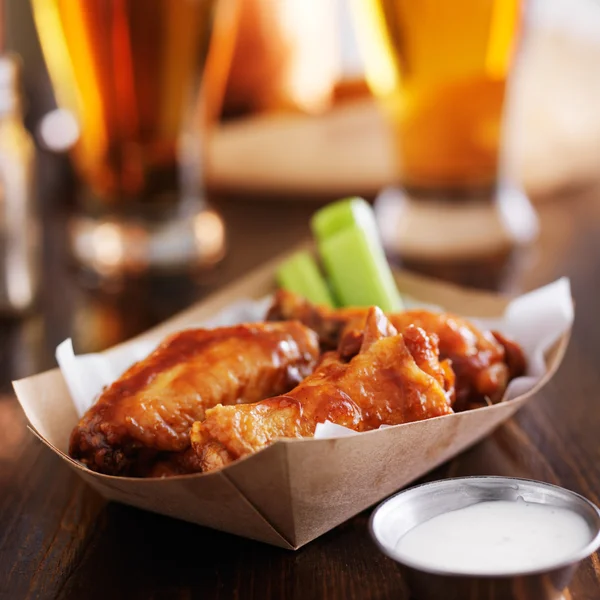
left=1, top=0, right=600, bottom=389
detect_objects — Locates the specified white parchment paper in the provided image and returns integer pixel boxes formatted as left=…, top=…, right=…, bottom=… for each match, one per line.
left=56, top=278, right=573, bottom=439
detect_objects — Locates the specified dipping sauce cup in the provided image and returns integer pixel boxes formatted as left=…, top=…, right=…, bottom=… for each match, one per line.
left=370, top=477, right=600, bottom=600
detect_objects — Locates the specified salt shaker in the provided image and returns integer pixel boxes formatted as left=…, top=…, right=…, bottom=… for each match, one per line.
left=0, top=54, right=38, bottom=315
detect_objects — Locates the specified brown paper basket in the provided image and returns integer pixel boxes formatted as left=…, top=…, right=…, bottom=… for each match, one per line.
left=13, top=255, right=571, bottom=550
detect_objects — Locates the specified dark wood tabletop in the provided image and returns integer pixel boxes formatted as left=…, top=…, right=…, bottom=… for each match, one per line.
left=1, top=143, right=600, bottom=600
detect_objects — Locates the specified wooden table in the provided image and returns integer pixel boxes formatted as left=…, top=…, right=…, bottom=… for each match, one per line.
left=2, top=149, right=600, bottom=600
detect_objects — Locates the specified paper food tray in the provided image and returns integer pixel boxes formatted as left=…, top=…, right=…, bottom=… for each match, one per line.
left=13, top=256, right=572, bottom=550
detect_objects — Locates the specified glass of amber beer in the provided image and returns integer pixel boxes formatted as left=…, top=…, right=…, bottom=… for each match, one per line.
left=31, top=0, right=235, bottom=276
left=352, top=0, right=538, bottom=279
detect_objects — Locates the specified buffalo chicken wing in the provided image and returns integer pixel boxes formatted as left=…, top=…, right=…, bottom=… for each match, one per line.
left=267, top=290, right=526, bottom=409
left=191, top=308, right=454, bottom=472
left=69, top=321, right=320, bottom=476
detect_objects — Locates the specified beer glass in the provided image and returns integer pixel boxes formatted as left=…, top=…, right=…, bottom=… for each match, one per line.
left=31, top=0, right=235, bottom=276
left=352, top=0, right=538, bottom=277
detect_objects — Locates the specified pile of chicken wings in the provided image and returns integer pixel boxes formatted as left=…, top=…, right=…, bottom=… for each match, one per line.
left=69, top=290, right=525, bottom=477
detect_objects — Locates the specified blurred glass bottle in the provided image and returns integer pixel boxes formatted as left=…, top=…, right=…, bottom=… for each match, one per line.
left=0, top=55, right=39, bottom=315
left=221, top=0, right=339, bottom=118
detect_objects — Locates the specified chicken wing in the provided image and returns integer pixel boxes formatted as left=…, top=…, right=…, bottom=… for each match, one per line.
left=69, top=321, right=320, bottom=476
left=191, top=308, right=454, bottom=472
left=267, top=290, right=526, bottom=409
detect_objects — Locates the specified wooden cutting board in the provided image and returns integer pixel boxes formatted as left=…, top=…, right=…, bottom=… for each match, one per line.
left=206, top=17, right=600, bottom=201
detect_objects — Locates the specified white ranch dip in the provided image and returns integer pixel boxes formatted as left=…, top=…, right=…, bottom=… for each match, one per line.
left=394, top=500, right=592, bottom=575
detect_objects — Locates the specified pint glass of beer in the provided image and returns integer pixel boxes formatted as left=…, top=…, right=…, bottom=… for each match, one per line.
left=31, top=0, right=235, bottom=276
left=353, top=0, right=521, bottom=194
left=351, top=0, right=538, bottom=283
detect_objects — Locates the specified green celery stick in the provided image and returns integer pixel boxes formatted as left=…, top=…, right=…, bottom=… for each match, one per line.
left=276, top=251, right=335, bottom=307
left=311, top=197, right=403, bottom=311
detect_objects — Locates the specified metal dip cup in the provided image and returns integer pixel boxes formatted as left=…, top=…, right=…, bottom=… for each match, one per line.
left=370, top=477, right=600, bottom=600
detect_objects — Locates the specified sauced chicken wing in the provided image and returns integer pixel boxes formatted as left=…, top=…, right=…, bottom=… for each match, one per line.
left=69, top=322, right=320, bottom=476
left=191, top=308, right=454, bottom=473
left=267, top=290, right=526, bottom=409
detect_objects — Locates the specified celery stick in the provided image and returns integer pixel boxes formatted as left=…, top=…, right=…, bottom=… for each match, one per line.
left=276, top=251, right=335, bottom=307
left=311, top=197, right=403, bottom=311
